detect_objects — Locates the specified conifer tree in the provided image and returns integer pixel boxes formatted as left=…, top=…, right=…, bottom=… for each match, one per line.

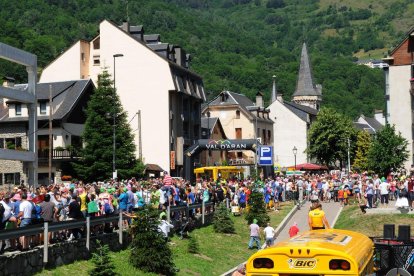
left=187, top=235, right=200, bottom=254
left=89, top=240, right=117, bottom=276
left=73, top=70, right=141, bottom=181
left=129, top=204, right=176, bottom=275
left=245, top=182, right=270, bottom=227
left=213, top=203, right=235, bottom=234
left=352, top=130, right=371, bottom=172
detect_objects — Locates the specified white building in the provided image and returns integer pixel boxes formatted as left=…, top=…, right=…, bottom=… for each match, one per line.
left=383, top=26, right=414, bottom=170
left=40, top=20, right=206, bottom=177
left=268, top=43, right=320, bottom=167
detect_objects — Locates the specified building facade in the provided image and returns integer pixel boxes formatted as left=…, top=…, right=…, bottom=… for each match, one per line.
left=0, top=79, right=93, bottom=187
left=383, top=26, right=414, bottom=170
left=202, top=91, right=273, bottom=175
left=40, top=20, right=206, bottom=177
left=268, top=43, right=320, bottom=167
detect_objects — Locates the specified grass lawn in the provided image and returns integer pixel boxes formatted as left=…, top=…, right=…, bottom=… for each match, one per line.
left=334, top=204, right=414, bottom=237
left=37, top=202, right=293, bottom=276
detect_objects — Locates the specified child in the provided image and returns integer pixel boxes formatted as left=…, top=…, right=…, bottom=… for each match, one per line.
left=289, top=222, right=300, bottom=238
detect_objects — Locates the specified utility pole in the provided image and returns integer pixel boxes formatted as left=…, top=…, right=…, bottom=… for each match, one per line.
left=137, top=110, right=142, bottom=160
left=48, top=85, right=52, bottom=184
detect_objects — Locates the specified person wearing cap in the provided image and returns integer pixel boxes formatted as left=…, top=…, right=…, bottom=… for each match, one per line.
left=289, top=222, right=300, bottom=237
left=248, top=218, right=261, bottom=249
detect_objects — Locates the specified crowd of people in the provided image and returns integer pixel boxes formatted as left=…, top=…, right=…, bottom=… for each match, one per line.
left=1, top=168, right=413, bottom=253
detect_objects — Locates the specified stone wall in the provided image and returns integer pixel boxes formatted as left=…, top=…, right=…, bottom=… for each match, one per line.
left=0, top=231, right=130, bottom=276
left=0, top=124, right=28, bottom=186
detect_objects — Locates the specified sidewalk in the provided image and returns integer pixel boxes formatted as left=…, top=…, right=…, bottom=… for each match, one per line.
left=274, top=201, right=343, bottom=243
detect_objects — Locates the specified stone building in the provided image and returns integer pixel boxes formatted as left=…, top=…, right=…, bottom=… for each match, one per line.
left=0, top=79, right=94, bottom=187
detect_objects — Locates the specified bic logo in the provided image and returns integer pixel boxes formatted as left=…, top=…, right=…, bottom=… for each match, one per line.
left=287, top=258, right=317, bottom=269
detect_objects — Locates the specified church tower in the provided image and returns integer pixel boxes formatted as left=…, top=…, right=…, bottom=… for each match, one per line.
left=292, top=42, right=322, bottom=110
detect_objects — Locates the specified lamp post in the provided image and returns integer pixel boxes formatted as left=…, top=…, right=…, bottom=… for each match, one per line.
left=112, top=53, right=123, bottom=178
left=293, top=146, right=297, bottom=181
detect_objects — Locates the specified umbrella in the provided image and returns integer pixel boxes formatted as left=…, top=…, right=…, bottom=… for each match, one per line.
left=288, top=163, right=328, bottom=171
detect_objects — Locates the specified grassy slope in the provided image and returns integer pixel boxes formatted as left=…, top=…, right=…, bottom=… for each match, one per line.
left=334, top=204, right=414, bottom=237
left=38, top=202, right=293, bottom=276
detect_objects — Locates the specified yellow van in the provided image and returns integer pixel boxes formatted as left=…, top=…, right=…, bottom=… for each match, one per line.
left=246, top=229, right=374, bottom=276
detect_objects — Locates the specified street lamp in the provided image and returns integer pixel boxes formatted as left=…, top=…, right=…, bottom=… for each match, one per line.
left=112, top=53, right=124, bottom=178
left=293, top=146, right=297, bottom=174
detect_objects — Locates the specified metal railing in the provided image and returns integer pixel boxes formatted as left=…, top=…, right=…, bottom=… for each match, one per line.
left=0, top=201, right=220, bottom=264
left=0, top=212, right=123, bottom=264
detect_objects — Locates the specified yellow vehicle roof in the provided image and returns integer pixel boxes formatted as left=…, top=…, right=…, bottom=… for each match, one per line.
left=249, top=229, right=373, bottom=270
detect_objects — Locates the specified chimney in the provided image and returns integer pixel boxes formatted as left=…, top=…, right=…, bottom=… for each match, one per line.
left=121, top=21, right=129, bottom=33
left=256, top=92, right=264, bottom=108
left=185, top=54, right=191, bottom=69
left=277, top=94, right=283, bottom=103
left=374, top=109, right=385, bottom=125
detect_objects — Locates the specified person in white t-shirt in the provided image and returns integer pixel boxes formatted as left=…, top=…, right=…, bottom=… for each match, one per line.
left=379, top=181, right=390, bottom=207
left=263, top=222, right=275, bottom=247
left=18, top=193, right=33, bottom=250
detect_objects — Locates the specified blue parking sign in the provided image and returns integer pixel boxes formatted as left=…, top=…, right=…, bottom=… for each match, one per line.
left=258, top=146, right=273, bottom=166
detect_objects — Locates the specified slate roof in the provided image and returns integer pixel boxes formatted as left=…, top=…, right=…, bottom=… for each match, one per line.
left=144, top=34, right=160, bottom=44
left=2, top=80, right=92, bottom=122
left=201, top=117, right=218, bottom=130
left=362, top=116, right=384, bottom=132
left=293, top=42, right=321, bottom=97
left=354, top=122, right=375, bottom=134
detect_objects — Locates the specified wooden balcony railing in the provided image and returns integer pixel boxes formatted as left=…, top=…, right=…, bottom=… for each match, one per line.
left=38, top=149, right=80, bottom=159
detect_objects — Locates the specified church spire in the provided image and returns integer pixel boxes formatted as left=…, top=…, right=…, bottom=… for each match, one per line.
left=292, top=42, right=322, bottom=110
left=271, top=75, right=277, bottom=103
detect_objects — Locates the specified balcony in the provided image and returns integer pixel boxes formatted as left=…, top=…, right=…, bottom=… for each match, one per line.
left=38, top=148, right=80, bottom=160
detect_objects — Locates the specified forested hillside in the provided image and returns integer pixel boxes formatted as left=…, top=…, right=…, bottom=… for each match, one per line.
left=0, top=0, right=413, bottom=118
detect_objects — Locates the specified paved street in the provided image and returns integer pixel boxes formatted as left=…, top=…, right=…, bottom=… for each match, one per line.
left=274, top=201, right=342, bottom=243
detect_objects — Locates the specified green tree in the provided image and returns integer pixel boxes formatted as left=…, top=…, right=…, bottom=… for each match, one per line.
left=187, top=235, right=200, bottom=254
left=129, top=204, right=176, bottom=275
left=352, top=130, right=372, bottom=172
left=245, top=182, right=270, bottom=227
left=213, top=203, right=235, bottom=233
left=307, top=107, right=357, bottom=167
left=367, top=124, right=409, bottom=176
left=89, top=240, right=117, bottom=276
left=73, top=70, right=138, bottom=181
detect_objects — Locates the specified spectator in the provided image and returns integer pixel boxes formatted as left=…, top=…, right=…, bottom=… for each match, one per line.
left=289, top=222, right=300, bottom=237
left=248, top=219, right=261, bottom=250
left=263, top=222, right=275, bottom=247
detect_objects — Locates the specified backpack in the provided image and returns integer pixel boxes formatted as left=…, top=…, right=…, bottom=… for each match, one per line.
left=104, top=202, right=113, bottom=214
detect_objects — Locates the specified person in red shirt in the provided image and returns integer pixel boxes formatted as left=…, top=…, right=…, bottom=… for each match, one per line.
left=289, top=222, right=299, bottom=238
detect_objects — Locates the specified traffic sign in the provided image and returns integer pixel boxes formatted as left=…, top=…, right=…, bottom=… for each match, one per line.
left=258, top=146, right=273, bottom=166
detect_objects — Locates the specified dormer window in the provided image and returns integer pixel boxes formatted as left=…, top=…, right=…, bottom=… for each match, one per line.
left=40, top=102, right=47, bottom=115
left=15, top=104, right=21, bottom=116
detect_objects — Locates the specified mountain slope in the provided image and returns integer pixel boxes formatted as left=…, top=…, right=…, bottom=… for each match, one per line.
left=0, top=0, right=412, bottom=118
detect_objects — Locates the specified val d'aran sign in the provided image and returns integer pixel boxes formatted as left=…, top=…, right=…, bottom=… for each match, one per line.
left=200, top=139, right=258, bottom=150
left=185, top=139, right=259, bottom=157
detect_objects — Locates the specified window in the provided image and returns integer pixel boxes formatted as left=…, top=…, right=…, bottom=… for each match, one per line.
left=4, top=173, right=19, bottom=185
left=93, top=57, right=101, bottom=65
left=15, top=104, right=22, bottom=116
left=15, top=137, right=22, bottom=149
left=93, top=38, right=100, bottom=50
left=235, top=110, right=240, bottom=119
left=40, top=102, right=47, bottom=115
left=235, top=128, right=242, bottom=139
left=81, top=53, right=85, bottom=62
left=0, top=138, right=4, bottom=149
